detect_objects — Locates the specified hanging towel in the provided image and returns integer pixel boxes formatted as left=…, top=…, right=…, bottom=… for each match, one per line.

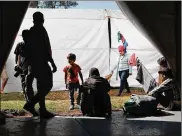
left=128, top=53, right=137, bottom=66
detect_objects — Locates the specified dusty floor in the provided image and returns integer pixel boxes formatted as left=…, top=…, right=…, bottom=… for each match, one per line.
left=0, top=110, right=180, bottom=136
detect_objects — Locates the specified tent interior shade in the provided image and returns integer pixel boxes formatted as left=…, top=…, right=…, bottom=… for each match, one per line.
left=4, top=8, right=162, bottom=92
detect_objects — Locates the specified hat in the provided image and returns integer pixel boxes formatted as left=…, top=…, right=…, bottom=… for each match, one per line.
left=118, top=45, right=125, bottom=52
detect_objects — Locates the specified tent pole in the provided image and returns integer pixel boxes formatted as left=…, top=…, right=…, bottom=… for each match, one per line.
left=108, top=17, right=112, bottom=74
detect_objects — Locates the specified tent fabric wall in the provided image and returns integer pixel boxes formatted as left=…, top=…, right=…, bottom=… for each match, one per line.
left=4, top=8, right=161, bottom=93
left=5, top=8, right=110, bottom=92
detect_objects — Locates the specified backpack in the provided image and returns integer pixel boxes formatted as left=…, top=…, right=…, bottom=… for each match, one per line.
left=123, top=94, right=158, bottom=116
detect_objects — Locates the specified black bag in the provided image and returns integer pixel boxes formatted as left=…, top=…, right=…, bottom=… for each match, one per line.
left=123, top=94, right=158, bottom=116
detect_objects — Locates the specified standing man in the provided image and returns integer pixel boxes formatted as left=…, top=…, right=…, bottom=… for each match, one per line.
left=14, top=29, right=34, bottom=102
left=24, top=11, right=57, bottom=118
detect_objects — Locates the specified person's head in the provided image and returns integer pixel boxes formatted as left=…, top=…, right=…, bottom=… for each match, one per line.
left=33, top=11, right=44, bottom=26
left=118, top=45, right=125, bottom=56
left=67, top=53, right=76, bottom=65
left=89, top=67, right=100, bottom=78
left=158, top=67, right=173, bottom=81
left=157, top=57, right=168, bottom=68
left=22, top=29, right=29, bottom=42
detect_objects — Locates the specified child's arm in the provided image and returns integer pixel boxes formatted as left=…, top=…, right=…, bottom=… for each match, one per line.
left=18, top=55, right=21, bottom=66
left=79, top=71, right=84, bottom=85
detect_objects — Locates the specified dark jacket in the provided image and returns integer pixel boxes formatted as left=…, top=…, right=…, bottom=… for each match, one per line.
left=81, top=68, right=111, bottom=116
left=83, top=76, right=110, bottom=93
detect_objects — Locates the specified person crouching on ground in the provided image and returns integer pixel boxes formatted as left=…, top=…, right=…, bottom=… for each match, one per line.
left=63, top=53, right=84, bottom=110
left=148, top=67, right=179, bottom=110
left=82, top=67, right=111, bottom=117
left=110, top=45, right=132, bottom=96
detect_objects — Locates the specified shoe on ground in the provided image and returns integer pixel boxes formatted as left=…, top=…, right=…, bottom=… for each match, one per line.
left=69, top=105, right=74, bottom=110
left=75, top=104, right=81, bottom=109
left=23, top=103, right=39, bottom=117
left=39, top=109, right=55, bottom=119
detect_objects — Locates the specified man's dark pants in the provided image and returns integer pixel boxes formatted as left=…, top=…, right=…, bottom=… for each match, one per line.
left=28, top=64, right=53, bottom=111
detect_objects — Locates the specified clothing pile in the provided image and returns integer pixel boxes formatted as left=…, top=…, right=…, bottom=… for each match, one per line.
left=123, top=94, right=158, bottom=116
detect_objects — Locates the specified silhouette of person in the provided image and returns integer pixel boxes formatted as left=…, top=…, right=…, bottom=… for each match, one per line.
left=24, top=11, right=57, bottom=118
left=14, top=29, right=35, bottom=102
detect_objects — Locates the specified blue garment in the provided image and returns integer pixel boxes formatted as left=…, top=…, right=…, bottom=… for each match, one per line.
left=123, top=42, right=128, bottom=53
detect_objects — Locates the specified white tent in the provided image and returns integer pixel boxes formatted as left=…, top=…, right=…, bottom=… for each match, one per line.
left=4, top=8, right=162, bottom=93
